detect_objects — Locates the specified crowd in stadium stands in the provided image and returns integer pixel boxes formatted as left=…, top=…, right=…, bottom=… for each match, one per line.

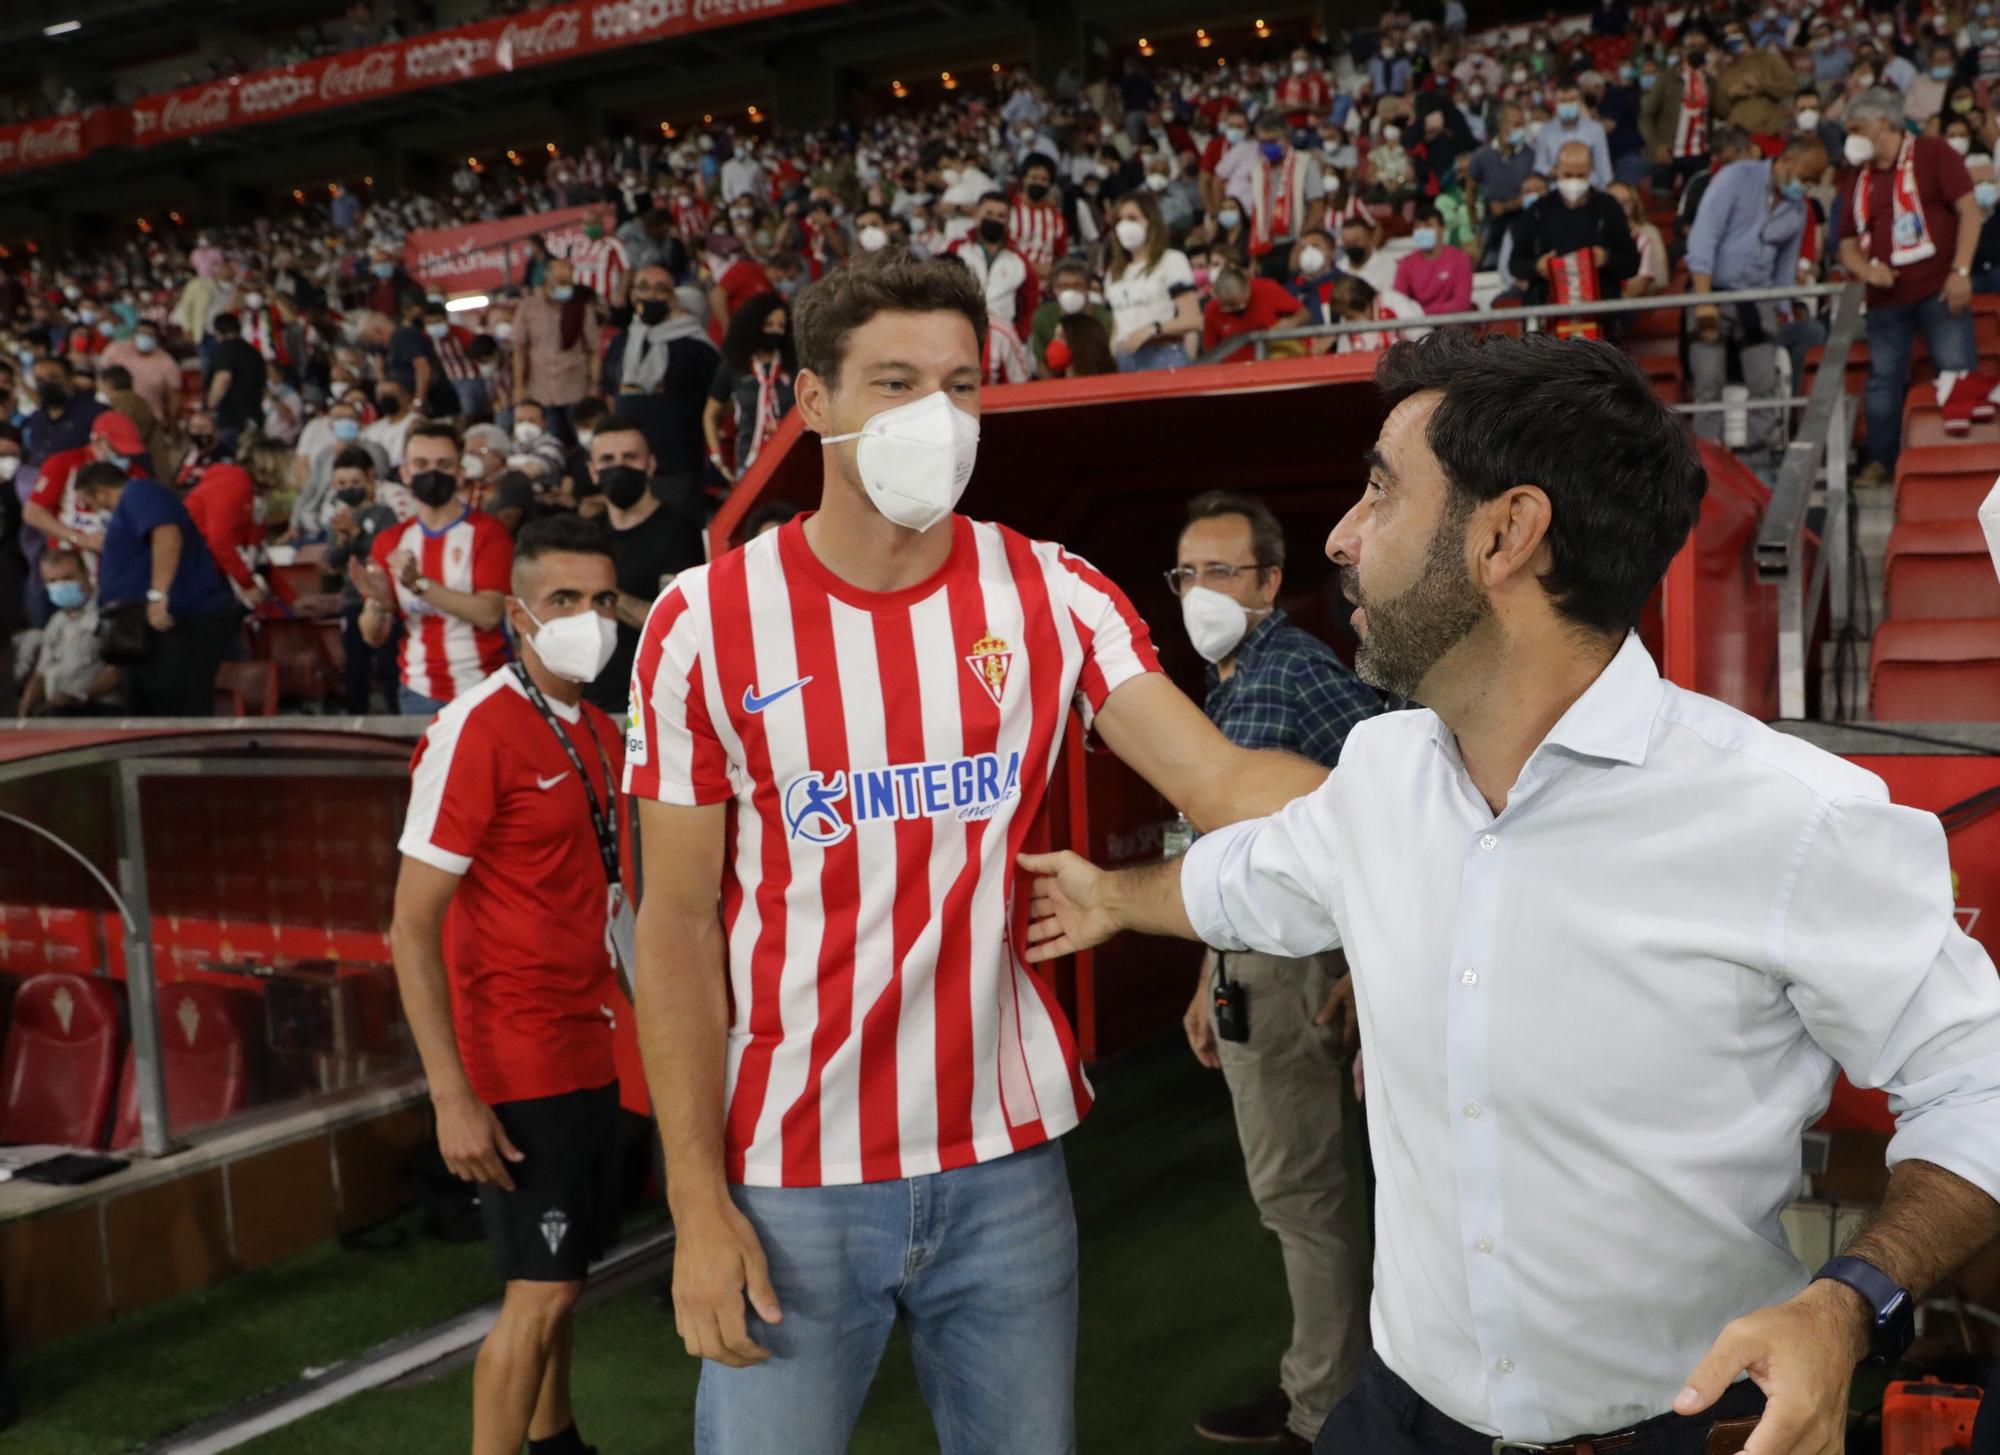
left=2, top=0, right=1995, bottom=720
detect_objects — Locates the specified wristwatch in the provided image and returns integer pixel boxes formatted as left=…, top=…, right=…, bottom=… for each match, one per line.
left=1812, top=1255, right=1915, bottom=1366
left=412, top=575, right=432, bottom=596
left=1955, top=265, right=1973, bottom=278
left=145, top=589, right=166, bottom=604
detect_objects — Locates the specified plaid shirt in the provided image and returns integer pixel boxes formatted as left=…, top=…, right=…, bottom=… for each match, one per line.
left=1202, top=609, right=1381, bottom=768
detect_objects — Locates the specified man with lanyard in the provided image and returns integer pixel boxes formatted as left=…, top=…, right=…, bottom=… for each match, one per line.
left=1248, top=113, right=1327, bottom=281
left=624, top=248, right=1332, bottom=1452
left=353, top=422, right=513, bottom=715
left=1640, top=21, right=1717, bottom=190
left=1171, top=491, right=1380, bottom=1453
left=393, top=512, right=628, bottom=1455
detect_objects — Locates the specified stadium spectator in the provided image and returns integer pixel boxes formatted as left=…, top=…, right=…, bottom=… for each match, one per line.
left=1105, top=192, right=1200, bottom=370
left=387, top=299, right=448, bottom=418
left=512, top=259, right=606, bottom=443
left=1468, top=104, right=1538, bottom=266
left=98, top=323, right=180, bottom=424
left=1393, top=204, right=1475, bottom=316
left=1202, top=265, right=1310, bottom=363
left=16, top=549, right=116, bottom=717
left=1677, top=124, right=1755, bottom=239
left=1043, top=312, right=1118, bottom=377
left=568, top=207, right=632, bottom=310
left=23, top=354, right=105, bottom=467
left=946, top=193, right=1040, bottom=336
left=1246, top=113, right=1327, bottom=277
left=100, top=363, right=179, bottom=487
left=1838, top=87, right=1983, bottom=486
left=1335, top=214, right=1400, bottom=296
left=704, top=293, right=796, bottom=482
left=604, top=263, right=719, bottom=482
left=485, top=472, right=537, bottom=538
left=1969, top=153, right=2000, bottom=291
left=1687, top=137, right=1825, bottom=465
left=1534, top=82, right=1613, bottom=187
left=1716, top=34, right=1798, bottom=137
left=1028, top=259, right=1112, bottom=373
left=204, top=312, right=268, bottom=456
left=1288, top=229, right=1342, bottom=321
left=506, top=400, right=571, bottom=494
left=292, top=397, right=386, bottom=544
left=323, top=445, right=402, bottom=714
left=1608, top=181, right=1670, bottom=296
left=1642, top=21, right=1720, bottom=187
left=1171, top=488, right=1377, bottom=1452
left=1279, top=47, right=1334, bottom=136
left=1509, top=142, right=1639, bottom=306
left=186, top=441, right=287, bottom=607
left=353, top=421, right=513, bottom=716
left=363, top=378, right=420, bottom=471
left=390, top=513, right=624, bottom=1455
left=1009, top=154, right=1070, bottom=276
left=79, top=460, right=235, bottom=716
left=577, top=419, right=704, bottom=715
left=175, top=410, right=228, bottom=489
left=1325, top=275, right=1425, bottom=353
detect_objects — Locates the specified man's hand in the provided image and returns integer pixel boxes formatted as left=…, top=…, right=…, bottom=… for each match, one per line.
left=1674, top=1279, right=1868, bottom=1455
left=1315, top=972, right=1358, bottom=1051
left=1019, top=850, right=1123, bottom=962
left=1592, top=245, right=1608, bottom=267
left=1865, top=259, right=1896, bottom=290
left=386, top=548, right=419, bottom=590
left=347, top=556, right=395, bottom=606
left=434, top=1087, right=525, bottom=1190
left=1694, top=303, right=1722, bottom=341
left=1945, top=271, right=1973, bottom=314
left=1535, top=252, right=1554, bottom=277
left=671, top=1198, right=783, bottom=1367
left=73, top=528, right=105, bottom=554
left=146, top=599, right=173, bottom=633
left=1184, top=955, right=1220, bottom=1069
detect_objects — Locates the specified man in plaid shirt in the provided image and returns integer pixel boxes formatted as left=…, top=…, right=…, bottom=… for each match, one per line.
left=1170, top=490, right=1379, bottom=1454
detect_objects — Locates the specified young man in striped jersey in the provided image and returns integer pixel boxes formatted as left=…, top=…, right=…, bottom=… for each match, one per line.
left=625, top=248, right=1329, bottom=1453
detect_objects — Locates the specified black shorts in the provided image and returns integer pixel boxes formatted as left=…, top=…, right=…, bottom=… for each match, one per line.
left=478, top=1081, right=622, bottom=1283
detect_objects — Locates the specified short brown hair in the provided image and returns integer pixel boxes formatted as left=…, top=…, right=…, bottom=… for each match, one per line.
left=1183, top=489, right=1286, bottom=569
left=404, top=420, right=461, bottom=458
left=793, top=247, right=988, bottom=385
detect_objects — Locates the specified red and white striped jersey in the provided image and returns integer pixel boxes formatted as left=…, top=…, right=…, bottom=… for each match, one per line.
left=624, top=514, right=1162, bottom=1188
left=983, top=313, right=1033, bottom=385
left=1008, top=195, right=1070, bottom=275
left=370, top=507, right=514, bottom=703
left=568, top=236, right=630, bottom=304
left=434, top=324, right=477, bottom=383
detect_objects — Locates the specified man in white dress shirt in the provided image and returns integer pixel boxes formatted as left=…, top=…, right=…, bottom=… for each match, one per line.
left=1021, top=330, right=2000, bottom=1455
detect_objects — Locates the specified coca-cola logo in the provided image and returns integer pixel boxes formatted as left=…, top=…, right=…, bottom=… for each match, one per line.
left=500, top=11, right=583, bottom=61
left=19, top=119, right=81, bottom=163
left=320, top=49, right=398, bottom=101
left=238, top=71, right=317, bottom=116
left=692, top=0, right=785, bottom=23
left=590, top=0, right=682, bottom=42
left=160, top=86, right=233, bottom=136
left=404, top=36, right=492, bottom=81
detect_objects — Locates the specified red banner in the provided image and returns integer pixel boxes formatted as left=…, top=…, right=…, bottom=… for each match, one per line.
left=0, top=107, right=130, bottom=177
left=403, top=204, right=596, bottom=293
left=128, top=0, right=851, bottom=150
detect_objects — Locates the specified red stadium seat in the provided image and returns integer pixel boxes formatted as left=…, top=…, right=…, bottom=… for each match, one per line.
left=216, top=660, right=280, bottom=716
left=0, top=972, right=124, bottom=1147
left=1883, top=520, right=2000, bottom=619
left=268, top=561, right=324, bottom=604
left=1870, top=618, right=2000, bottom=719
left=108, top=983, right=259, bottom=1147
left=1895, top=469, right=1995, bottom=523
left=254, top=616, right=340, bottom=707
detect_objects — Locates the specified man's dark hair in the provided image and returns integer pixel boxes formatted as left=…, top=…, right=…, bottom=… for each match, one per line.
left=570, top=394, right=609, bottom=430
left=1374, top=329, right=1705, bottom=637
left=1021, top=152, right=1058, bottom=180
left=793, top=247, right=988, bottom=384
left=423, top=300, right=448, bottom=318
left=331, top=444, right=375, bottom=473
left=101, top=364, right=133, bottom=391
left=592, top=413, right=650, bottom=447
left=213, top=312, right=242, bottom=337
left=405, top=420, right=461, bottom=454
left=1710, top=123, right=1752, bottom=157
left=514, top=511, right=614, bottom=570
left=32, top=354, right=69, bottom=376
left=1414, top=203, right=1445, bottom=227
left=76, top=460, right=128, bottom=492
left=977, top=190, right=1009, bottom=209
left=1184, top=489, right=1286, bottom=569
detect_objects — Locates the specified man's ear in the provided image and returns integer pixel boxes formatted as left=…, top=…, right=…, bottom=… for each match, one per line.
left=1475, top=485, right=1555, bottom=591
left=795, top=368, right=833, bottom=434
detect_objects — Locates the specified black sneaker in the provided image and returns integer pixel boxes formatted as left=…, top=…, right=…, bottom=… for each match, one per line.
left=1195, top=1385, right=1291, bottom=1444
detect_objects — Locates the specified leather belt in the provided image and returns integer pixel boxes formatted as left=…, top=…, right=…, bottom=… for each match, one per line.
left=1491, top=1414, right=1760, bottom=1455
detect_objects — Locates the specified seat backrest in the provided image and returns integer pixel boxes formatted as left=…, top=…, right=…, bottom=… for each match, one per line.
left=1873, top=660, right=2000, bottom=720
left=216, top=661, right=279, bottom=716
left=109, top=983, right=257, bottom=1148
left=0, top=972, right=125, bottom=1147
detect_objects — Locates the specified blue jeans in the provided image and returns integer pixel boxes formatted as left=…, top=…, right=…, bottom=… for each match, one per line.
left=1864, top=291, right=1977, bottom=466
left=452, top=376, right=490, bottom=421
left=397, top=683, right=446, bottom=717
left=694, top=1139, right=1079, bottom=1455
left=1117, top=338, right=1188, bottom=372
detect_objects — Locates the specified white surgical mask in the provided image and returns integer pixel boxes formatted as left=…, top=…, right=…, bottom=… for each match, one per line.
left=0, top=456, right=16, bottom=483
left=1844, top=131, right=1877, bottom=166
left=1057, top=288, right=1088, bottom=313
left=244, top=292, right=265, bottom=310
left=522, top=603, right=619, bottom=683
left=820, top=390, right=979, bottom=533
left=1556, top=176, right=1591, bottom=203
left=462, top=453, right=486, bottom=480
left=1180, top=586, right=1267, bottom=664
left=1217, top=207, right=1242, bottom=229
left=1114, top=218, right=1149, bottom=251
left=495, top=321, right=514, bottom=342
left=1797, top=108, right=1821, bottom=129
left=1950, top=135, right=1973, bottom=155
left=514, top=421, right=544, bottom=445
left=1382, top=123, right=1403, bottom=142
left=1293, top=58, right=1311, bottom=74
left=1297, top=245, right=1329, bottom=274
left=1145, top=172, right=1170, bottom=192
left=857, top=224, right=890, bottom=252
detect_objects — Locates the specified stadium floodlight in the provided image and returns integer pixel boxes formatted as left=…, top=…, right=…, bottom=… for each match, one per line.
left=44, top=19, right=83, bottom=35
left=445, top=295, right=489, bottom=313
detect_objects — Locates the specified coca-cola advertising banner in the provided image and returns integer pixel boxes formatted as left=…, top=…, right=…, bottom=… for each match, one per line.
left=128, top=0, right=852, bottom=149
left=0, top=108, right=131, bottom=177
left=403, top=204, right=596, bottom=293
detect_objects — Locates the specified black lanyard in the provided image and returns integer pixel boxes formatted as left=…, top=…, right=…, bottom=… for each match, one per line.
left=511, top=663, right=620, bottom=886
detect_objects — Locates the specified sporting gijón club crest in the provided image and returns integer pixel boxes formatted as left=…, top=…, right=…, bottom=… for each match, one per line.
left=964, top=632, right=1012, bottom=708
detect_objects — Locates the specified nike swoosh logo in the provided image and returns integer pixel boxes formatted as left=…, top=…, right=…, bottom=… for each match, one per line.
left=742, top=676, right=813, bottom=714
left=536, top=772, right=570, bottom=790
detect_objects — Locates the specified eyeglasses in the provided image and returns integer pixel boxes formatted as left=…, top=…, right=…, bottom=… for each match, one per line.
left=1163, top=561, right=1268, bottom=596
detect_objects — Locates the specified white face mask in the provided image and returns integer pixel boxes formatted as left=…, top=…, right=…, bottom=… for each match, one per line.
left=1382, top=124, right=1403, bottom=142
left=1114, top=218, right=1149, bottom=251
left=0, top=456, right=17, bottom=482
left=244, top=293, right=265, bottom=310
left=820, top=390, right=979, bottom=533
left=514, top=421, right=544, bottom=445
left=1950, top=135, right=1973, bottom=155
left=462, top=453, right=487, bottom=480
left=1844, top=131, right=1877, bottom=166
left=1057, top=288, right=1088, bottom=313
left=857, top=224, right=890, bottom=252
left=522, top=603, right=619, bottom=684
left=1298, top=245, right=1329, bottom=275
left=1181, top=586, right=1266, bottom=664
left=1797, top=109, right=1821, bottom=130
left=1145, top=172, right=1170, bottom=192
left=1556, top=176, right=1591, bottom=203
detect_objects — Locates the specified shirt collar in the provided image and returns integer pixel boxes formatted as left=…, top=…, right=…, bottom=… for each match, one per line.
left=1428, top=632, right=1661, bottom=769
left=1205, top=606, right=1289, bottom=686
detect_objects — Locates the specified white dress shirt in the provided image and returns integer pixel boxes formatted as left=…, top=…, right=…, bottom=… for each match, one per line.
left=1181, top=634, right=2000, bottom=1444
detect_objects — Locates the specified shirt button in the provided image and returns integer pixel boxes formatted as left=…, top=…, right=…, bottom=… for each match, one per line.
left=1497, top=1357, right=1515, bottom=1375
left=1479, top=832, right=1498, bottom=850
left=1462, top=1102, right=1482, bottom=1120
left=1476, top=1234, right=1494, bottom=1254
left=1461, top=968, right=1479, bottom=985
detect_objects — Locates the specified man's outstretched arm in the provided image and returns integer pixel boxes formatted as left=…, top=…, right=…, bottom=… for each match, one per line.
left=1020, top=851, right=1196, bottom=962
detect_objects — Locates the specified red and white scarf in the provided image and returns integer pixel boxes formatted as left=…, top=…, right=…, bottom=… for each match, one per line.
left=743, top=357, right=790, bottom=472
left=1342, top=298, right=1405, bottom=354
left=1548, top=248, right=1603, bottom=340
left=1250, top=146, right=1318, bottom=256
left=1850, top=135, right=1936, bottom=268
left=1673, top=63, right=1709, bottom=159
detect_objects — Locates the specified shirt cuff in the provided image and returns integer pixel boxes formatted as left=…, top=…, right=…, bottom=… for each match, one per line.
left=1179, top=819, right=1260, bottom=952
left=1885, top=1092, right=2000, bottom=1205
left=398, top=833, right=471, bottom=877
